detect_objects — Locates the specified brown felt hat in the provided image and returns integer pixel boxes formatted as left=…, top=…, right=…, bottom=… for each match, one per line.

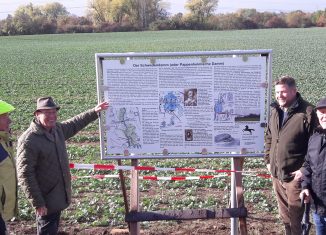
left=35, top=97, right=60, bottom=112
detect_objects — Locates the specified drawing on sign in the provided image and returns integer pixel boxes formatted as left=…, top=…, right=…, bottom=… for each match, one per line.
left=214, top=92, right=234, bottom=122
left=159, top=91, right=184, bottom=128
left=214, top=133, right=240, bottom=147
left=107, top=107, right=142, bottom=149
left=242, top=125, right=255, bottom=134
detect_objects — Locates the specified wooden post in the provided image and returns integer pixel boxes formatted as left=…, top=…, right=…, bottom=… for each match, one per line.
left=125, top=207, right=247, bottom=221
left=236, top=148, right=248, bottom=235
left=230, top=157, right=238, bottom=235
left=117, top=158, right=130, bottom=230
left=129, top=159, right=140, bottom=235
left=231, top=148, right=248, bottom=235
left=234, top=157, right=247, bottom=235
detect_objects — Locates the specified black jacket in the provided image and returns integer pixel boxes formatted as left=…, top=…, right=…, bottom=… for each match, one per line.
left=264, top=93, right=317, bottom=182
left=302, top=127, right=326, bottom=216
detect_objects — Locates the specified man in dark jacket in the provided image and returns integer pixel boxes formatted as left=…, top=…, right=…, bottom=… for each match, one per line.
left=264, top=76, right=317, bottom=235
left=300, top=97, right=326, bottom=235
left=16, top=97, right=109, bottom=235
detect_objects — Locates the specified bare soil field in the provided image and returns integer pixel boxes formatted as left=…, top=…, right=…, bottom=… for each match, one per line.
left=8, top=215, right=284, bottom=235
left=7, top=203, right=286, bottom=235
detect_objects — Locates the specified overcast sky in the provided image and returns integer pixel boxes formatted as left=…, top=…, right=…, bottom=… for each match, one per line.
left=1, top=0, right=325, bottom=19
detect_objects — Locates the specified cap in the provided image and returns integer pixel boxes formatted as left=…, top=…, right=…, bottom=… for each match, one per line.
left=315, top=97, right=326, bottom=110
left=0, top=100, right=15, bottom=115
left=35, top=97, right=60, bottom=112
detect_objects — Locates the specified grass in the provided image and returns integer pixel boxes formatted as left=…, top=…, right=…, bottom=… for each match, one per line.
left=1, top=28, right=326, bottom=131
left=1, top=28, right=324, bottom=230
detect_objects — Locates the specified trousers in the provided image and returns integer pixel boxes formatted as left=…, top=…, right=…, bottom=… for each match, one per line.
left=272, top=177, right=304, bottom=235
left=313, top=212, right=326, bottom=235
left=0, top=215, right=6, bottom=235
left=37, top=211, right=61, bottom=235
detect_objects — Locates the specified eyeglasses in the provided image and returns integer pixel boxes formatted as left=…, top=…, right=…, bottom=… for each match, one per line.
left=38, top=110, right=57, bottom=115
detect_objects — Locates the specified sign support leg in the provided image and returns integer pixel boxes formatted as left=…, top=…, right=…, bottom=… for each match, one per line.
left=231, top=149, right=248, bottom=235
left=118, top=159, right=130, bottom=230
left=130, top=159, right=140, bottom=235
left=231, top=157, right=239, bottom=235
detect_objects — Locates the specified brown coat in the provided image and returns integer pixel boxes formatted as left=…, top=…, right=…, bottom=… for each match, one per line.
left=264, top=93, right=317, bottom=182
left=16, top=109, right=98, bottom=214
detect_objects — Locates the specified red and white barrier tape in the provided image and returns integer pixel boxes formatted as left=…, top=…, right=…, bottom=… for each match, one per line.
left=69, top=163, right=271, bottom=180
left=69, top=163, right=269, bottom=177
left=72, top=172, right=271, bottom=181
left=72, top=175, right=120, bottom=180
left=72, top=174, right=229, bottom=181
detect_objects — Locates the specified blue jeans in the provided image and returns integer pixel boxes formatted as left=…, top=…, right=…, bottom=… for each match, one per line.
left=313, top=212, right=326, bottom=235
left=37, top=211, right=61, bottom=235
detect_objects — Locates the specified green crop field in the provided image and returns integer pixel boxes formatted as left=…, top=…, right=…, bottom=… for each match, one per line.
left=1, top=28, right=325, bottom=233
left=1, top=28, right=326, bottom=130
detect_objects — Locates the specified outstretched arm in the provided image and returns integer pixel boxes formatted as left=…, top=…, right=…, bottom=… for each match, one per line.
left=61, top=101, right=109, bottom=139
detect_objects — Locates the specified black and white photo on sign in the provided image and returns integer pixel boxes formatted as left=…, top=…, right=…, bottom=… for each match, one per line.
left=184, top=88, right=197, bottom=106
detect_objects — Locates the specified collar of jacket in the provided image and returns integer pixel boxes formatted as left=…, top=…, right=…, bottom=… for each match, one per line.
left=0, top=131, right=10, bottom=142
left=270, top=92, right=303, bottom=114
left=315, top=126, right=326, bottom=134
left=31, top=118, right=56, bottom=135
left=30, top=119, right=57, bottom=142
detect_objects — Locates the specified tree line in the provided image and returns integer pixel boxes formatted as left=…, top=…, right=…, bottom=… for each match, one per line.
left=0, top=0, right=325, bottom=36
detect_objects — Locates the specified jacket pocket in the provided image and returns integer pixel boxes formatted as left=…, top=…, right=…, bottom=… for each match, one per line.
left=44, top=181, right=68, bottom=214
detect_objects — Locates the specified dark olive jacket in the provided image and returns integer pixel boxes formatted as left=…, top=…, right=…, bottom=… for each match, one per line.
left=264, top=93, right=317, bottom=182
left=16, top=109, right=98, bottom=214
left=302, top=128, right=326, bottom=216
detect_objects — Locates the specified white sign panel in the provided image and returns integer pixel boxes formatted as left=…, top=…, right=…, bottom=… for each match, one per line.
left=100, top=55, right=267, bottom=157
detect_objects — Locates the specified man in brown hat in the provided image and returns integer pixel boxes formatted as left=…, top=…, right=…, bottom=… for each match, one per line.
left=16, top=97, right=109, bottom=235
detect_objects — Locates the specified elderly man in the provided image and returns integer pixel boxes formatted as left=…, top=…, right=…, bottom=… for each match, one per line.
left=264, top=76, right=318, bottom=234
left=0, top=100, right=17, bottom=235
left=300, top=97, right=326, bottom=235
left=17, top=97, right=109, bottom=235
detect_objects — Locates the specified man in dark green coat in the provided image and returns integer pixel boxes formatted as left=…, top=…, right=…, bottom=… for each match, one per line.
left=264, top=76, right=317, bottom=235
left=17, top=97, right=108, bottom=235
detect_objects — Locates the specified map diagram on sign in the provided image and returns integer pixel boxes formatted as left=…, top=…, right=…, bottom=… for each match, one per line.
left=107, top=107, right=142, bottom=150
left=159, top=91, right=184, bottom=129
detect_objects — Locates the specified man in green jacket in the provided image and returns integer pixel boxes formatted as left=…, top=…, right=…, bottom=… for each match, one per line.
left=265, top=76, right=317, bottom=235
left=16, top=97, right=109, bottom=235
left=0, top=100, right=17, bottom=235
